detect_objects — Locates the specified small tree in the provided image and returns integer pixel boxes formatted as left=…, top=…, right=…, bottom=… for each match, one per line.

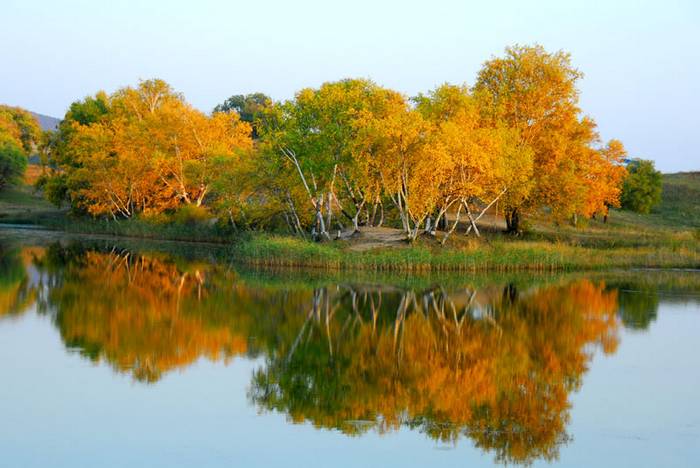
left=214, top=93, right=271, bottom=139
left=620, top=160, right=662, bottom=214
left=0, top=139, right=28, bottom=189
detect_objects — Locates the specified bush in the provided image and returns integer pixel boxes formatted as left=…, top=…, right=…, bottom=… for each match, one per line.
left=171, top=204, right=213, bottom=226
left=621, top=160, right=662, bottom=214
left=0, top=139, right=28, bottom=189
left=38, top=173, right=69, bottom=207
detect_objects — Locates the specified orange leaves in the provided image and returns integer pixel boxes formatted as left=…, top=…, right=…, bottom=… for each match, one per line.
left=62, top=79, right=253, bottom=217
left=247, top=279, right=620, bottom=462
left=48, top=47, right=629, bottom=231
left=36, top=248, right=250, bottom=383
left=475, top=45, right=626, bottom=225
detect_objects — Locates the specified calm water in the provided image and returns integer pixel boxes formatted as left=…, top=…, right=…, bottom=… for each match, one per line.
left=0, top=234, right=699, bottom=467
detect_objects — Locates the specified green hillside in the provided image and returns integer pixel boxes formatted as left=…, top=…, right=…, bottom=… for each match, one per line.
left=654, top=172, right=700, bottom=227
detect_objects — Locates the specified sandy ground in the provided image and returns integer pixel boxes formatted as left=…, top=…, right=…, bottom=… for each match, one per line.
left=344, top=227, right=409, bottom=251
left=343, top=211, right=507, bottom=251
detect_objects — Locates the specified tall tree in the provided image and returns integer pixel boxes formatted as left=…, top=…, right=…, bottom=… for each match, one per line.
left=357, top=96, right=451, bottom=241
left=0, top=139, right=28, bottom=189
left=475, top=45, right=596, bottom=232
left=415, top=84, right=534, bottom=240
left=0, top=105, right=42, bottom=154
left=259, top=79, right=399, bottom=238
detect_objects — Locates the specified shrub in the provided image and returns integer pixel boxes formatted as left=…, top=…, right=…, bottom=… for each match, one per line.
left=621, top=160, right=662, bottom=214
left=171, top=204, right=213, bottom=226
left=0, top=139, right=27, bottom=189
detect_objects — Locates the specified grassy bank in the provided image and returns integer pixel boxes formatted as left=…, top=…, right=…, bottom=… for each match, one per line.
left=1, top=172, right=698, bottom=272
left=229, top=233, right=698, bottom=272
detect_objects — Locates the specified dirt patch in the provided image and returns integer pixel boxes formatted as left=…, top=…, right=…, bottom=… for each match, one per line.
left=344, top=227, right=408, bottom=252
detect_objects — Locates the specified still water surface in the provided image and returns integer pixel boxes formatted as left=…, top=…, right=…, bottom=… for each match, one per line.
left=0, top=235, right=698, bottom=467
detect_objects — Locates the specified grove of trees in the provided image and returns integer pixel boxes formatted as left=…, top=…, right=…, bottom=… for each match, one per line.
left=38, top=45, right=631, bottom=241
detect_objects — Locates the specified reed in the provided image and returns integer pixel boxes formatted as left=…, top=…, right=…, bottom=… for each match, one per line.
left=229, top=234, right=699, bottom=272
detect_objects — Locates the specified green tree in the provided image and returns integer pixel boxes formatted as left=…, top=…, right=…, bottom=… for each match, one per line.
left=214, top=93, right=271, bottom=138
left=35, top=92, right=111, bottom=210
left=258, top=79, right=399, bottom=238
left=620, top=159, right=662, bottom=214
left=0, top=139, right=28, bottom=189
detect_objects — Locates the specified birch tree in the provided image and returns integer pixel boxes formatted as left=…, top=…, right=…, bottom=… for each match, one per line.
left=358, top=96, right=450, bottom=241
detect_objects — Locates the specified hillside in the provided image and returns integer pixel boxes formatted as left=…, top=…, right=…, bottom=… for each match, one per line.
left=29, top=111, right=60, bottom=131
left=654, top=172, right=700, bottom=228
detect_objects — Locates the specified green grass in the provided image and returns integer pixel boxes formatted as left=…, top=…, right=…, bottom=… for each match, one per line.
left=229, top=233, right=698, bottom=272
left=0, top=185, right=64, bottom=225
left=652, top=172, right=700, bottom=228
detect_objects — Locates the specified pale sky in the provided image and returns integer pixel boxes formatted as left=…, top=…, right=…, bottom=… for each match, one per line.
left=1, top=0, right=698, bottom=172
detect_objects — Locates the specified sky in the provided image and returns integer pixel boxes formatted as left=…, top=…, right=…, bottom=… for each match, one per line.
left=1, top=0, right=698, bottom=172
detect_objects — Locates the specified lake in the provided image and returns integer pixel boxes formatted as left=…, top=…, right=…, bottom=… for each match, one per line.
left=0, top=232, right=698, bottom=467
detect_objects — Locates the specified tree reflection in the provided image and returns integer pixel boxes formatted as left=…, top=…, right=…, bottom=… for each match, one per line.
left=0, top=245, right=41, bottom=317
left=603, top=280, right=659, bottom=331
left=1, top=242, right=677, bottom=464
left=9, top=243, right=256, bottom=382
left=249, top=281, right=620, bottom=464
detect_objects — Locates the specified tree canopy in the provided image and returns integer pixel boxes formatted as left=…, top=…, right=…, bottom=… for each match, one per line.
left=39, top=45, right=635, bottom=241
left=41, top=79, right=253, bottom=218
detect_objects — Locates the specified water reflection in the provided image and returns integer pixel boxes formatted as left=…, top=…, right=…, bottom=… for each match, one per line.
left=1, top=241, right=694, bottom=465
left=249, top=281, right=619, bottom=464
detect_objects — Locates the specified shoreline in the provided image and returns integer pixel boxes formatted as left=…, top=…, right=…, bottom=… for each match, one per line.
left=1, top=223, right=697, bottom=273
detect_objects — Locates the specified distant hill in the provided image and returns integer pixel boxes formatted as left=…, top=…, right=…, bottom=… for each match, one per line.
left=30, top=112, right=60, bottom=132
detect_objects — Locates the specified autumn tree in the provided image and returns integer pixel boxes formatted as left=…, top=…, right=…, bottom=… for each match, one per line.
left=576, top=139, right=628, bottom=222
left=259, top=79, right=401, bottom=238
left=38, top=91, right=121, bottom=210
left=474, top=45, right=625, bottom=231
left=415, top=84, right=534, bottom=241
left=41, top=80, right=252, bottom=218
left=0, top=105, right=42, bottom=154
left=356, top=97, right=450, bottom=241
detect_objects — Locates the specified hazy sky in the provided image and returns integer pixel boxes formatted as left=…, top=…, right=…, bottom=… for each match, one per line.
left=2, top=0, right=698, bottom=172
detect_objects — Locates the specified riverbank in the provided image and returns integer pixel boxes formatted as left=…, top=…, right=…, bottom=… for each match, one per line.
left=227, top=231, right=698, bottom=272
left=0, top=222, right=697, bottom=273
left=0, top=175, right=698, bottom=272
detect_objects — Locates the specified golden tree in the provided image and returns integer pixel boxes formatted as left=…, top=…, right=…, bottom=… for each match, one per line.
left=475, top=45, right=624, bottom=230
left=52, top=80, right=252, bottom=218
